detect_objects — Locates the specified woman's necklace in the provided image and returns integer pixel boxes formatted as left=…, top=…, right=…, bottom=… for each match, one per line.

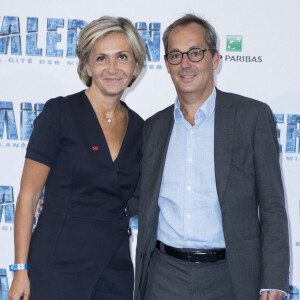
left=101, top=105, right=121, bottom=124
left=85, top=90, right=121, bottom=124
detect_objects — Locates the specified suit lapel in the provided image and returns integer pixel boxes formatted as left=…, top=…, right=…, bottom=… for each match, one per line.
left=214, top=89, right=235, bottom=203
left=144, top=106, right=174, bottom=227
left=152, top=108, right=174, bottom=177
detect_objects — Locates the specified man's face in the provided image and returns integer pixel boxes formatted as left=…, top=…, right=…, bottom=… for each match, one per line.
left=165, top=23, right=219, bottom=102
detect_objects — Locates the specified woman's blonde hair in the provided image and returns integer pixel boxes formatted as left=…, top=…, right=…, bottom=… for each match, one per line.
left=76, top=16, right=146, bottom=87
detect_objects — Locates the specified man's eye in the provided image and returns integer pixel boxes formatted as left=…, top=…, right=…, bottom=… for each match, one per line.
left=190, top=50, right=201, bottom=57
left=119, top=54, right=128, bottom=60
left=171, top=52, right=181, bottom=59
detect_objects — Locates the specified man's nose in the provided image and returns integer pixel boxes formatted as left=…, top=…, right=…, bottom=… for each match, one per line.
left=181, top=53, right=192, bottom=68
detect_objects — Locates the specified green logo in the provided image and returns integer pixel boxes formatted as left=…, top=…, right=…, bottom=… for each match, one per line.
left=226, top=35, right=243, bottom=52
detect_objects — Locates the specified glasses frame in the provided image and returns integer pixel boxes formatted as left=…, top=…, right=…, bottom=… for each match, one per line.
left=164, top=48, right=218, bottom=65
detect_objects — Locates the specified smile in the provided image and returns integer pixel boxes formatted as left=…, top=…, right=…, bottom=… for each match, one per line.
left=105, top=78, right=122, bottom=84
left=180, top=74, right=196, bottom=81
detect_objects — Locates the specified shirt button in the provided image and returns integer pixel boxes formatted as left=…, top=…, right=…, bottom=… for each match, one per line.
left=188, top=158, right=192, bottom=162
left=186, top=214, right=190, bottom=219
left=187, top=240, right=191, bottom=246
left=187, top=186, right=191, bottom=191
left=190, top=130, right=193, bottom=135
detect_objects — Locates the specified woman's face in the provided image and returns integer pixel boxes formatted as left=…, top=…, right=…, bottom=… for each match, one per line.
left=87, top=32, right=137, bottom=98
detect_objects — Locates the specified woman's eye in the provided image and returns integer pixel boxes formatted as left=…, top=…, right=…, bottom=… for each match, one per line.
left=96, top=56, right=106, bottom=62
left=119, top=54, right=128, bottom=61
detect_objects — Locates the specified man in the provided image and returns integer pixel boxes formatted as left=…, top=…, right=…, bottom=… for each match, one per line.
left=132, top=14, right=289, bottom=300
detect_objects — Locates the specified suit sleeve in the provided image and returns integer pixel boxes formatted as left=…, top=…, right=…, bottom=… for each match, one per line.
left=127, top=123, right=147, bottom=218
left=254, top=104, right=289, bottom=292
left=128, top=177, right=140, bottom=218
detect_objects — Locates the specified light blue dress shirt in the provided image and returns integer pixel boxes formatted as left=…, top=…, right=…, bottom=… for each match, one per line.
left=157, top=88, right=225, bottom=249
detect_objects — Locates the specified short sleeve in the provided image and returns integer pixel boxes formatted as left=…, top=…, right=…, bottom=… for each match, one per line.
left=26, top=98, right=62, bottom=167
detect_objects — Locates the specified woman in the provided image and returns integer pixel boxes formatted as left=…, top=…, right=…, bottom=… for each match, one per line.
left=8, top=16, right=145, bottom=300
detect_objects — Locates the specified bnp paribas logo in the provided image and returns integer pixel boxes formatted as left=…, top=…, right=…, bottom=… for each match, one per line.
left=224, top=34, right=262, bottom=63
left=226, top=35, right=243, bottom=52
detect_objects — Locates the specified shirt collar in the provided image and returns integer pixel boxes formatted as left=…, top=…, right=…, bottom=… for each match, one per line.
left=174, top=87, right=216, bottom=122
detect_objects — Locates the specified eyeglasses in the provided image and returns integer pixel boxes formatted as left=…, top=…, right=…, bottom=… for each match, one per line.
left=165, top=48, right=217, bottom=65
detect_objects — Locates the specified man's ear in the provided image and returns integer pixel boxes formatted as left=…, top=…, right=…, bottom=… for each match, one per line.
left=212, top=50, right=220, bottom=70
left=165, top=56, right=171, bottom=74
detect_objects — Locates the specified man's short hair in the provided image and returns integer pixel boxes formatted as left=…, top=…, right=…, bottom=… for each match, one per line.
left=163, top=14, right=218, bottom=57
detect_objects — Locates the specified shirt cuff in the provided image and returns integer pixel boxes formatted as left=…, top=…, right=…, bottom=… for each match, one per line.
left=260, top=289, right=287, bottom=296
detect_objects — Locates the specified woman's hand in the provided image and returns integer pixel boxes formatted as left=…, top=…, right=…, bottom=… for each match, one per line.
left=9, top=159, right=50, bottom=300
left=8, top=270, right=30, bottom=300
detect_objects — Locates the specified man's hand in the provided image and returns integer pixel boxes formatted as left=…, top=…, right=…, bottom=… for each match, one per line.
left=260, top=290, right=285, bottom=300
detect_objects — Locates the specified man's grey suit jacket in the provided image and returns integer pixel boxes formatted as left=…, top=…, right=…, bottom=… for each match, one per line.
left=131, top=89, right=289, bottom=300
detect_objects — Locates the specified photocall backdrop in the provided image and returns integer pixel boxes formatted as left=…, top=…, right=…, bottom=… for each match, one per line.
left=0, top=0, right=299, bottom=298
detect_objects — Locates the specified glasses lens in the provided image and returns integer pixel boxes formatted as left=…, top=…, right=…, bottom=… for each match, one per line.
left=188, top=49, right=203, bottom=62
left=167, top=51, right=182, bottom=65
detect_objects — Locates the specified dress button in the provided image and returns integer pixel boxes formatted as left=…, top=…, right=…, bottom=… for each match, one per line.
left=127, top=226, right=132, bottom=237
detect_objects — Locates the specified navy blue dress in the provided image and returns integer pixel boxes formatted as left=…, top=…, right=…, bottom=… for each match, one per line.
left=26, top=91, right=143, bottom=300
